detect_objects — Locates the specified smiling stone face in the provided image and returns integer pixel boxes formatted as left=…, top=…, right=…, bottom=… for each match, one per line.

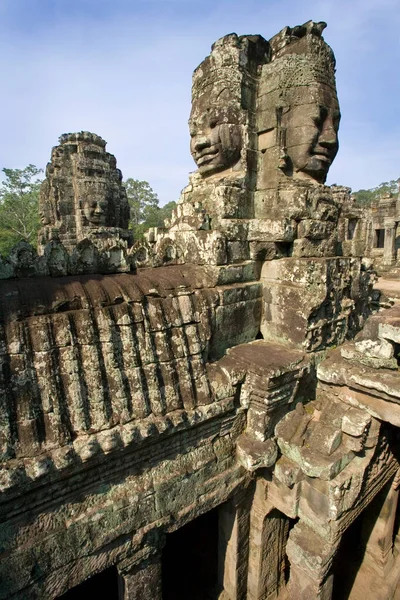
left=38, top=132, right=131, bottom=252
left=189, top=87, right=242, bottom=176
left=283, top=84, right=341, bottom=184
left=255, top=21, right=341, bottom=198
left=82, top=193, right=109, bottom=226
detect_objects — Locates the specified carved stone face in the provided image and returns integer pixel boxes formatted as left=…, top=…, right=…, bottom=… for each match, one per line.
left=38, top=181, right=53, bottom=226
left=39, top=205, right=51, bottom=226
left=83, top=195, right=108, bottom=226
left=283, top=85, right=340, bottom=184
left=189, top=89, right=242, bottom=176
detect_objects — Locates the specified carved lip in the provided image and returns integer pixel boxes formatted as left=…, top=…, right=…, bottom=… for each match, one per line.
left=195, top=148, right=219, bottom=165
left=311, top=152, right=333, bottom=163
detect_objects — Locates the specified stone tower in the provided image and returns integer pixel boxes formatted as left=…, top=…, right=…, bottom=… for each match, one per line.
left=38, top=131, right=131, bottom=252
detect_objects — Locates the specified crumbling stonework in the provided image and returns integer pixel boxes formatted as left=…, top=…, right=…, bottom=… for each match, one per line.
left=39, top=132, right=131, bottom=250
left=0, top=19, right=399, bottom=600
left=337, top=187, right=400, bottom=274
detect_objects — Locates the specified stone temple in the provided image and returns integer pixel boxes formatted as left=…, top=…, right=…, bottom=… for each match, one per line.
left=1, top=20, right=400, bottom=600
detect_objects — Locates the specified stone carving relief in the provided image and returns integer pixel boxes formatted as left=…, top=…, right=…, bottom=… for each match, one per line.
left=1, top=19, right=398, bottom=600
left=189, top=33, right=269, bottom=179
left=38, top=132, right=130, bottom=252
left=257, top=21, right=340, bottom=189
left=189, top=86, right=242, bottom=176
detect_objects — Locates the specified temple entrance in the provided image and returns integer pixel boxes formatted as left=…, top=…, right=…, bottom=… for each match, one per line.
left=162, top=506, right=221, bottom=600
left=58, top=566, right=119, bottom=599
left=374, top=228, right=385, bottom=248
left=332, top=509, right=365, bottom=599
left=333, top=477, right=400, bottom=600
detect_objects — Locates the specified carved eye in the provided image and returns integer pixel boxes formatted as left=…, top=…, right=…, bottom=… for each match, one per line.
left=313, top=106, right=328, bottom=128
left=209, top=117, right=218, bottom=129
left=333, top=112, right=341, bottom=130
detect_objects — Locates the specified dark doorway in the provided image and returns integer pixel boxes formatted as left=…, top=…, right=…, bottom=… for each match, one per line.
left=347, top=219, right=357, bottom=240
left=332, top=478, right=396, bottom=599
left=375, top=229, right=385, bottom=248
left=58, top=566, right=119, bottom=599
left=162, top=506, right=221, bottom=600
left=332, top=510, right=365, bottom=599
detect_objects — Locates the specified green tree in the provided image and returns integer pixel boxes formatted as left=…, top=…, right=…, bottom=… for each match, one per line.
left=124, top=178, right=159, bottom=226
left=0, top=165, right=43, bottom=256
left=353, top=179, right=399, bottom=206
left=123, top=178, right=176, bottom=239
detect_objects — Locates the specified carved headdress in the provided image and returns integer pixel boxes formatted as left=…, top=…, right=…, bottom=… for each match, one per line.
left=257, top=21, right=340, bottom=187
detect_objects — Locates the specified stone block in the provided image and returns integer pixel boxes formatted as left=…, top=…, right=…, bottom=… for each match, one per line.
left=341, top=407, right=371, bottom=437
left=355, top=338, right=394, bottom=360
left=297, top=219, right=335, bottom=240
left=379, top=320, right=400, bottom=344
left=236, top=434, right=278, bottom=471
left=247, top=218, right=296, bottom=242
left=308, top=422, right=342, bottom=456
left=274, top=456, right=303, bottom=488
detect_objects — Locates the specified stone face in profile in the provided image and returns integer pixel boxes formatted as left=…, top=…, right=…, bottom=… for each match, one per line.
left=257, top=20, right=340, bottom=189
left=282, top=87, right=340, bottom=183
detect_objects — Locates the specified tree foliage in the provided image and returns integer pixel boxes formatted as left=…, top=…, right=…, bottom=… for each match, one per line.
left=0, top=165, right=43, bottom=256
left=123, top=178, right=176, bottom=239
left=0, top=168, right=175, bottom=255
left=352, top=179, right=399, bottom=206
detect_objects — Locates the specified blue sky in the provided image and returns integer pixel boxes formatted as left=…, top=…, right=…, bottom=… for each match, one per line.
left=0, top=0, right=399, bottom=204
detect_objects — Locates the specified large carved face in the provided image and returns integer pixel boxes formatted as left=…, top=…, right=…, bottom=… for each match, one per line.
left=82, top=193, right=109, bottom=226
left=39, top=202, right=51, bottom=226
left=283, top=85, right=340, bottom=184
left=189, top=87, right=242, bottom=176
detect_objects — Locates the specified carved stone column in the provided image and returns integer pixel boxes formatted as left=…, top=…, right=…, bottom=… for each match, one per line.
left=286, top=522, right=338, bottom=600
left=117, top=555, right=162, bottom=600
left=362, top=477, right=400, bottom=574
left=218, top=489, right=252, bottom=600
left=383, top=221, right=397, bottom=266
left=247, top=479, right=290, bottom=600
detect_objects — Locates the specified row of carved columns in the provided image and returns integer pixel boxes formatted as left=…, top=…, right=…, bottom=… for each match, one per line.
left=114, top=476, right=400, bottom=600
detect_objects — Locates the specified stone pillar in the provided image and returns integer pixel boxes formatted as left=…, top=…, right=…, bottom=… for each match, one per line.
left=218, top=489, right=252, bottom=600
left=383, top=222, right=397, bottom=265
left=247, top=479, right=290, bottom=600
left=117, top=555, right=162, bottom=600
left=286, top=521, right=337, bottom=600
left=362, top=477, right=400, bottom=574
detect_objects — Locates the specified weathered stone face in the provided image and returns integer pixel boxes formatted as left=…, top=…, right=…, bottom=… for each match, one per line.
left=188, top=33, right=265, bottom=180
left=282, top=85, right=340, bottom=183
left=189, top=86, right=242, bottom=176
left=38, top=131, right=130, bottom=251
left=257, top=21, right=340, bottom=188
left=81, top=191, right=109, bottom=227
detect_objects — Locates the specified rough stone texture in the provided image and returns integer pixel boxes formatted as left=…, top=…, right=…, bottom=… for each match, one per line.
left=1, top=18, right=399, bottom=600
left=337, top=187, right=400, bottom=273
left=39, top=132, right=130, bottom=251
left=261, top=257, right=373, bottom=351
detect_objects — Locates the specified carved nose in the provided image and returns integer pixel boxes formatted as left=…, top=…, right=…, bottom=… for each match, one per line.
left=318, top=121, right=338, bottom=149
left=194, top=136, right=210, bottom=151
